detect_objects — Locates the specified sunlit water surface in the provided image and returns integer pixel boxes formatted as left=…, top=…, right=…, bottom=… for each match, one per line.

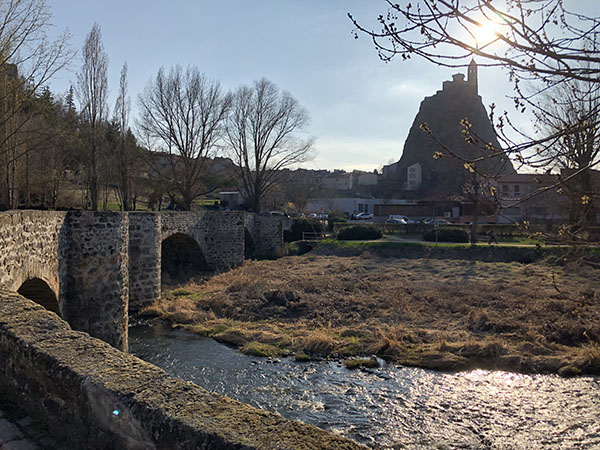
left=129, top=324, right=600, bottom=449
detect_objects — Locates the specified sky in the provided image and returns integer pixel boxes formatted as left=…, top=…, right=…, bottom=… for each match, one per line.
left=45, top=1, right=531, bottom=172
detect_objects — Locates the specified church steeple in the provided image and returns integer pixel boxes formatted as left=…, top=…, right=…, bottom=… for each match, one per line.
left=467, top=58, right=478, bottom=94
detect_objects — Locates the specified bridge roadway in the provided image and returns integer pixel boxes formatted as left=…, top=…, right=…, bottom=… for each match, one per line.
left=0, top=400, right=75, bottom=450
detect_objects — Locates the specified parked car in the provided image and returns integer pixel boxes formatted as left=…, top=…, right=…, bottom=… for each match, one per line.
left=268, top=210, right=288, bottom=217
left=355, top=213, right=374, bottom=220
left=387, top=214, right=414, bottom=224
left=422, top=218, right=451, bottom=225
left=385, top=217, right=408, bottom=224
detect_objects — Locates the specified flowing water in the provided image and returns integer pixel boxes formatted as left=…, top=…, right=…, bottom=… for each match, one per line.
left=129, top=324, right=600, bottom=449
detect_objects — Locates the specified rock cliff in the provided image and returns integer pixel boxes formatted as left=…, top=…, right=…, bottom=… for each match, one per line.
left=389, top=61, right=515, bottom=196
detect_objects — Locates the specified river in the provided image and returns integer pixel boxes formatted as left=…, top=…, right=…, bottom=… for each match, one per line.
left=129, top=323, right=600, bottom=449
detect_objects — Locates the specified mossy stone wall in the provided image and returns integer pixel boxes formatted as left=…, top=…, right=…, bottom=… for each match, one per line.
left=0, top=289, right=364, bottom=450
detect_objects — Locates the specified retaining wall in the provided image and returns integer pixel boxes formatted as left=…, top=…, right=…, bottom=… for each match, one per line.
left=0, top=289, right=364, bottom=450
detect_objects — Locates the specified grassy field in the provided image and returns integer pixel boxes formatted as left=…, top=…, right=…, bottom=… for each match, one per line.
left=143, top=254, right=600, bottom=376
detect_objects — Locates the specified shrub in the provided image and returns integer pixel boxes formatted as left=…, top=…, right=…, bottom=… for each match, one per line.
left=287, top=241, right=315, bottom=255
left=337, top=225, right=382, bottom=241
left=327, top=210, right=348, bottom=231
left=423, top=227, right=469, bottom=243
left=284, top=218, right=323, bottom=242
left=294, top=352, right=311, bottom=362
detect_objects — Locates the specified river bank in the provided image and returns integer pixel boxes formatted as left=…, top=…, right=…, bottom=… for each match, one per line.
left=142, top=254, right=600, bottom=376
left=130, top=324, right=600, bottom=449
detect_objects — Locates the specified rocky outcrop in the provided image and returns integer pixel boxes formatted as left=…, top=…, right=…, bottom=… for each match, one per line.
left=390, top=64, right=515, bottom=196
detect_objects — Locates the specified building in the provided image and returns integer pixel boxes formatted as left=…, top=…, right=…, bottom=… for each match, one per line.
left=496, top=169, right=600, bottom=225
left=406, top=163, right=422, bottom=191
left=320, top=171, right=352, bottom=191
left=306, top=197, right=461, bottom=219
left=350, top=170, right=378, bottom=189
left=495, top=172, right=579, bottom=224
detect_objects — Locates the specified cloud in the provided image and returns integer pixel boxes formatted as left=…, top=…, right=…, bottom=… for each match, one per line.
left=304, top=137, right=402, bottom=172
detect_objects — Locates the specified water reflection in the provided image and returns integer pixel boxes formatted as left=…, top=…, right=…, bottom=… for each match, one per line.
left=129, top=324, right=600, bottom=449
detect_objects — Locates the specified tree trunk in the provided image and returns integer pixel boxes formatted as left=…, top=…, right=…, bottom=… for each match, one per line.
left=251, top=189, right=262, bottom=213
left=120, top=152, right=129, bottom=211
left=180, top=192, right=193, bottom=211
left=90, top=139, right=99, bottom=210
left=470, top=176, right=480, bottom=245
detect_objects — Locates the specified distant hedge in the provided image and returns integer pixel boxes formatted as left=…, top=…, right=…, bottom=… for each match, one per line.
left=423, top=227, right=469, bottom=243
left=326, top=210, right=348, bottom=231
left=337, top=225, right=382, bottom=241
left=284, top=218, right=323, bottom=242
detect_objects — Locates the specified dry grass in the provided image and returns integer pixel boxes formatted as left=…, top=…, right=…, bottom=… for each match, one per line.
left=302, top=331, right=337, bottom=355
left=144, top=255, right=600, bottom=376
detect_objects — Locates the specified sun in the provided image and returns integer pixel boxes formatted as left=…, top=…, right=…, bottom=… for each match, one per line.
left=474, top=19, right=500, bottom=48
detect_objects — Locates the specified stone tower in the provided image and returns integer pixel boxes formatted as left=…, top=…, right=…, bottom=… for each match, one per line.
left=384, top=65, right=515, bottom=197
left=467, top=58, right=478, bottom=94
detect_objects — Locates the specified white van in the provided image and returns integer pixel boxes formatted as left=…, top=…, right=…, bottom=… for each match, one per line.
left=387, top=214, right=414, bottom=223
left=386, top=215, right=409, bottom=224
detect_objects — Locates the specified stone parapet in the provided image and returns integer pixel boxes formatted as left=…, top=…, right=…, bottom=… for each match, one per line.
left=0, top=290, right=364, bottom=450
left=244, top=213, right=285, bottom=259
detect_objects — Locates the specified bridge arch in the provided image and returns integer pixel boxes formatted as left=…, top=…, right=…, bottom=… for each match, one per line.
left=17, top=277, right=60, bottom=316
left=161, top=232, right=207, bottom=283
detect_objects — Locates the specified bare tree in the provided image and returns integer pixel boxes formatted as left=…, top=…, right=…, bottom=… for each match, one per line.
left=77, top=23, right=108, bottom=211
left=534, top=79, right=600, bottom=226
left=349, top=1, right=599, bottom=84
left=0, top=0, right=73, bottom=87
left=0, top=0, right=74, bottom=209
left=113, top=62, right=132, bottom=210
left=285, top=170, right=323, bottom=214
left=137, top=66, right=231, bottom=210
left=225, top=78, right=314, bottom=213
left=349, top=2, right=600, bottom=164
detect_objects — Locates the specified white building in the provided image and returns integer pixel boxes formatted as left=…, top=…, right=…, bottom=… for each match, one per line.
left=406, top=163, right=422, bottom=190
left=306, top=198, right=415, bottom=216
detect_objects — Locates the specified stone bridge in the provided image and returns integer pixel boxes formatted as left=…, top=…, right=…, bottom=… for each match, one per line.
left=0, top=210, right=285, bottom=351
left=0, top=289, right=364, bottom=449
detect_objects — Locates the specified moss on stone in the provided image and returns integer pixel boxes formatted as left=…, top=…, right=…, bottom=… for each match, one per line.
left=1, top=290, right=366, bottom=449
left=240, top=341, right=283, bottom=358
left=344, top=357, right=379, bottom=370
